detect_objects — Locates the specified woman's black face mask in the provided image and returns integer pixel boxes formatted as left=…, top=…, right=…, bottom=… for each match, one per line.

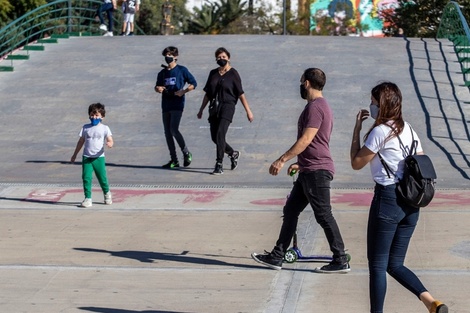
left=217, top=59, right=228, bottom=67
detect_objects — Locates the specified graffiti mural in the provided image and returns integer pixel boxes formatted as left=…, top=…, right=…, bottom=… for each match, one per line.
left=310, top=0, right=398, bottom=36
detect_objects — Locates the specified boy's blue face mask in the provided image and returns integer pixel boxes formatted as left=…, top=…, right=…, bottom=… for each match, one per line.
left=90, top=118, right=102, bottom=126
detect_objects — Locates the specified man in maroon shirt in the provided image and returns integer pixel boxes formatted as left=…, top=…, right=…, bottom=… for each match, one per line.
left=252, top=68, right=350, bottom=273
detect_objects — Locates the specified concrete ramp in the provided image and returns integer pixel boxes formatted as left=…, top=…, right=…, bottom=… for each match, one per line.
left=0, top=35, right=470, bottom=189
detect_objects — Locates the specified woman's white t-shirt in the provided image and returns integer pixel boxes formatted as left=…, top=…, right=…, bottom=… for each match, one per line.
left=364, top=122, right=422, bottom=186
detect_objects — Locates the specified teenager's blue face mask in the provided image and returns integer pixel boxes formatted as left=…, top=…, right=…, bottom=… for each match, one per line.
left=90, top=117, right=102, bottom=126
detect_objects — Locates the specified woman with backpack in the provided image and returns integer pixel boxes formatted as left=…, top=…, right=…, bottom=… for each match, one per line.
left=350, top=82, right=448, bottom=313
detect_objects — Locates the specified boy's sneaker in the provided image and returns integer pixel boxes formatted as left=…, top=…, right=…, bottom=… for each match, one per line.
left=104, top=192, right=112, bottom=205
left=119, top=32, right=125, bottom=36
left=128, top=32, right=134, bottom=36
left=212, top=162, right=223, bottom=175
left=99, top=24, right=108, bottom=31
left=230, top=151, right=240, bottom=170
left=162, top=160, right=179, bottom=169
left=80, top=198, right=92, bottom=208
left=314, top=261, right=350, bottom=274
left=183, top=151, right=192, bottom=167
left=251, top=252, right=282, bottom=270
left=103, top=31, right=113, bottom=36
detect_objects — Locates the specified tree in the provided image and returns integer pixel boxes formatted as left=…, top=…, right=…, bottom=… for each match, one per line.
left=186, top=3, right=220, bottom=34
left=381, top=0, right=448, bottom=37
left=186, top=0, right=247, bottom=34
left=136, top=0, right=190, bottom=35
left=0, top=0, right=13, bottom=26
left=8, top=0, right=47, bottom=20
left=223, top=2, right=282, bottom=34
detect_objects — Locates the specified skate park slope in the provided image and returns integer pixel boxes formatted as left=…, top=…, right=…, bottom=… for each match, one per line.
left=0, top=35, right=469, bottom=313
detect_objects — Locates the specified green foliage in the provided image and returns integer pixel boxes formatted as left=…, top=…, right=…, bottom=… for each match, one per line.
left=224, top=3, right=282, bottom=34
left=187, top=0, right=247, bottom=34
left=0, top=0, right=13, bottom=25
left=8, top=0, right=48, bottom=20
left=381, top=0, right=449, bottom=37
left=136, top=0, right=190, bottom=34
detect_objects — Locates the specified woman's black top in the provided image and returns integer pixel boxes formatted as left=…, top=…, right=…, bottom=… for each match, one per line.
left=203, top=68, right=244, bottom=122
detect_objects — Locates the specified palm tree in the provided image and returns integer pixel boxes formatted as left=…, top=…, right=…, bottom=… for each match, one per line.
left=187, top=0, right=247, bottom=34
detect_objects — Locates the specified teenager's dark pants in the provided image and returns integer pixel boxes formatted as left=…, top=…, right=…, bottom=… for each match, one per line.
left=97, top=3, right=114, bottom=31
left=209, top=116, right=234, bottom=164
left=271, top=170, right=347, bottom=262
left=367, top=183, right=427, bottom=313
left=162, top=111, right=188, bottom=161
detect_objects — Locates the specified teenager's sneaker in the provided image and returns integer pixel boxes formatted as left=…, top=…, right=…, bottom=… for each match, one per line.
left=128, top=32, right=134, bottom=36
left=80, top=198, right=92, bottom=208
left=230, top=151, right=240, bottom=170
left=212, top=162, right=223, bottom=175
left=99, top=24, right=108, bottom=31
left=183, top=151, right=192, bottom=167
left=162, top=160, right=180, bottom=169
left=251, top=252, right=282, bottom=270
left=104, top=192, right=112, bottom=205
left=103, top=31, right=113, bottom=36
left=119, top=32, right=126, bottom=36
left=314, top=261, right=350, bottom=273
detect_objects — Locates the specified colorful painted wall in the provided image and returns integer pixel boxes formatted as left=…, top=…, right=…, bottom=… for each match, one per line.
left=309, top=0, right=399, bottom=36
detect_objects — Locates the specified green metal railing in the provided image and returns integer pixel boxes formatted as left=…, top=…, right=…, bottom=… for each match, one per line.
left=437, top=1, right=470, bottom=85
left=0, top=0, right=144, bottom=71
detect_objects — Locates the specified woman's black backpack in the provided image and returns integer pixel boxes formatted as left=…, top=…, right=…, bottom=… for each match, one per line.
left=379, top=125, right=437, bottom=208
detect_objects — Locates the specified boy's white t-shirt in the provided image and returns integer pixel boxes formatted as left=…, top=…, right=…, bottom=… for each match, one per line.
left=79, top=123, right=112, bottom=158
left=364, top=122, right=422, bottom=186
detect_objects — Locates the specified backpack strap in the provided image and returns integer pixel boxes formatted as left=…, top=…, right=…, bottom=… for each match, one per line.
left=377, top=122, right=415, bottom=178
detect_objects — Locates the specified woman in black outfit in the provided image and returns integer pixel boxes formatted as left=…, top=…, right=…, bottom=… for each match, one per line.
left=197, top=47, right=254, bottom=175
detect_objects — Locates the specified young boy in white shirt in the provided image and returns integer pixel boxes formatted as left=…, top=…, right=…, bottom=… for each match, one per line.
left=71, top=103, right=114, bottom=208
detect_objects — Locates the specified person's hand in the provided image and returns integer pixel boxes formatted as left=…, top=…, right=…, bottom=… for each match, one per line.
left=70, top=155, right=76, bottom=163
left=269, top=158, right=284, bottom=176
left=355, top=109, right=369, bottom=131
left=197, top=110, right=203, bottom=119
left=287, top=163, right=299, bottom=176
left=174, top=89, right=185, bottom=97
left=246, top=111, right=254, bottom=122
left=155, top=86, right=165, bottom=93
left=106, top=142, right=113, bottom=148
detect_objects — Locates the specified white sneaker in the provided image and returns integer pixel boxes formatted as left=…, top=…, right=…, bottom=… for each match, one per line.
left=80, top=198, right=92, bottom=208
left=103, top=31, right=113, bottom=37
left=104, top=192, right=112, bottom=205
left=99, top=24, right=108, bottom=31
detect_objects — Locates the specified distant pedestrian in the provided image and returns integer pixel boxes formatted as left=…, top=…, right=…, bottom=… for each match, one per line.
left=97, top=0, right=117, bottom=36
left=350, top=82, right=448, bottom=313
left=155, top=46, right=197, bottom=169
left=120, top=0, right=140, bottom=36
left=251, top=68, right=350, bottom=273
left=71, top=103, right=113, bottom=208
left=197, top=47, right=254, bottom=175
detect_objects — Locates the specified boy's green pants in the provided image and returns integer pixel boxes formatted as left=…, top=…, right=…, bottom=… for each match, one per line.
left=82, top=156, right=110, bottom=199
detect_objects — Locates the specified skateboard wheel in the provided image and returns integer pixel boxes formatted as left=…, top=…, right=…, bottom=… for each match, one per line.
left=284, top=249, right=298, bottom=263
left=346, top=253, right=351, bottom=262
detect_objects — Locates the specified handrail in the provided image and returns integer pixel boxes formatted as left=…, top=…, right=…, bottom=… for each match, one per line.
left=437, top=1, right=470, bottom=85
left=0, top=0, right=144, bottom=61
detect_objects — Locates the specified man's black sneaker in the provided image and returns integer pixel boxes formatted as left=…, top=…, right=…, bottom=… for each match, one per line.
left=162, top=160, right=179, bottom=169
left=212, top=162, right=223, bottom=175
left=251, top=252, right=283, bottom=270
left=183, top=151, right=192, bottom=167
left=230, top=151, right=240, bottom=170
left=314, top=261, right=350, bottom=273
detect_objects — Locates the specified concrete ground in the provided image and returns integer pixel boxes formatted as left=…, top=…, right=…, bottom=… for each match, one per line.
left=0, top=35, right=469, bottom=313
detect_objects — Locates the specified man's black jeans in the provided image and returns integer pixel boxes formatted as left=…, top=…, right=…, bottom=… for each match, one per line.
left=272, top=170, right=347, bottom=262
